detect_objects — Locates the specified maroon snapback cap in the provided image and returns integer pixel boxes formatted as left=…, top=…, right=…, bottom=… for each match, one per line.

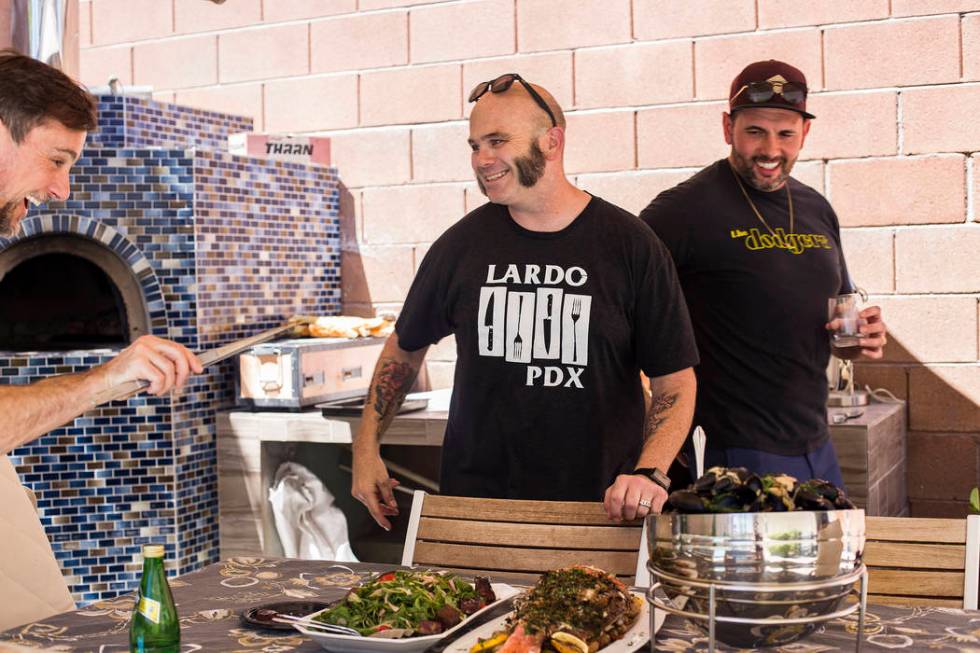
left=729, top=59, right=815, bottom=119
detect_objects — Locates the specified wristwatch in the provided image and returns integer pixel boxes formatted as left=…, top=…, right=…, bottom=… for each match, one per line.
left=633, top=467, right=671, bottom=493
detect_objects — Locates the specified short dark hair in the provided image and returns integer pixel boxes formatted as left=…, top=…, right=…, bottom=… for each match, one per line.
left=0, top=49, right=97, bottom=143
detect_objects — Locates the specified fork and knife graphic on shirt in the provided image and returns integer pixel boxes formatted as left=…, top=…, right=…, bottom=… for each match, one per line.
left=479, top=287, right=590, bottom=365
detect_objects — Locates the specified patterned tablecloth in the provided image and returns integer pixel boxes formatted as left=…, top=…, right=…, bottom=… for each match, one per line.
left=1, top=557, right=978, bottom=652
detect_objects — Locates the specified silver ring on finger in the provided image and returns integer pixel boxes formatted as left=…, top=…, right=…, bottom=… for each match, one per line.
left=638, top=498, right=652, bottom=508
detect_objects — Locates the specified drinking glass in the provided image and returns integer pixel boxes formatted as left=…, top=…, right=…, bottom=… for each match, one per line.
left=828, top=293, right=864, bottom=361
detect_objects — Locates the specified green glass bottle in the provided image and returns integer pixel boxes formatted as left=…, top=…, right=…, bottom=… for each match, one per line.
left=129, top=544, right=180, bottom=653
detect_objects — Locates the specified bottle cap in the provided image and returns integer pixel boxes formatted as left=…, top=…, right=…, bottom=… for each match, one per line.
left=143, top=544, right=165, bottom=558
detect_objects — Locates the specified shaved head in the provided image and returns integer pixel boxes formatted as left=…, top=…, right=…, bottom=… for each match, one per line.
left=470, top=80, right=565, bottom=134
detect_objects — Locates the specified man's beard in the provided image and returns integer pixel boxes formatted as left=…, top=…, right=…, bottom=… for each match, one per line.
left=0, top=198, right=20, bottom=238
left=730, top=148, right=795, bottom=192
left=477, top=141, right=547, bottom=196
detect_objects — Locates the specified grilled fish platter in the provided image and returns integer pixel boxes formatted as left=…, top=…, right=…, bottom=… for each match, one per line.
left=471, top=566, right=642, bottom=653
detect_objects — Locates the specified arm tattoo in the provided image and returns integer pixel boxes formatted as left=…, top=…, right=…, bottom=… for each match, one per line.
left=644, top=392, right=678, bottom=440
left=370, top=358, right=418, bottom=439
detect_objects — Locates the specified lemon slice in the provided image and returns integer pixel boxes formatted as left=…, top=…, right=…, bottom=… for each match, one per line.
left=468, top=631, right=509, bottom=653
left=551, top=631, right=589, bottom=653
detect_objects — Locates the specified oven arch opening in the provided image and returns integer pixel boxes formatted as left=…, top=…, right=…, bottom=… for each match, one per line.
left=0, top=234, right=150, bottom=351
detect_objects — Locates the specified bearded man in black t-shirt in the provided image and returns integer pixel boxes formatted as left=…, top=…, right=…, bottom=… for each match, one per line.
left=351, top=74, right=699, bottom=530
left=640, top=60, right=888, bottom=488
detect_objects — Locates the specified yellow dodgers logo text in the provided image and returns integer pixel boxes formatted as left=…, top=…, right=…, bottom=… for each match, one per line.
left=730, top=227, right=832, bottom=255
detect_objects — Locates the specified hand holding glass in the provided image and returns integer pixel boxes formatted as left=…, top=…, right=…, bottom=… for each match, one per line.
left=828, top=293, right=864, bottom=360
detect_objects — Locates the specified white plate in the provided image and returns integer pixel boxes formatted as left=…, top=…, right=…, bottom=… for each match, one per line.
left=444, top=590, right=662, bottom=653
left=295, top=582, right=520, bottom=653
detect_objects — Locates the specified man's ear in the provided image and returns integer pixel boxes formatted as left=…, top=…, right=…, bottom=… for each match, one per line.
left=800, top=118, right=812, bottom=148
left=541, top=126, right=564, bottom=160
left=722, top=112, right=734, bottom=145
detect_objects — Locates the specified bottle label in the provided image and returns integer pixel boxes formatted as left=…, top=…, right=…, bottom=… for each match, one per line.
left=138, top=596, right=162, bottom=624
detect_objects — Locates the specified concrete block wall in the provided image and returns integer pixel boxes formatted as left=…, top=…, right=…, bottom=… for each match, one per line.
left=79, top=0, right=979, bottom=516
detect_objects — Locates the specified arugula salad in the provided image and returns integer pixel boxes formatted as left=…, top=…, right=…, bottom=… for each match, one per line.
left=314, top=570, right=496, bottom=638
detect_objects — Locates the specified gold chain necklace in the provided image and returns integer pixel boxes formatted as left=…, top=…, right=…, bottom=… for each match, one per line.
left=728, top=159, right=794, bottom=236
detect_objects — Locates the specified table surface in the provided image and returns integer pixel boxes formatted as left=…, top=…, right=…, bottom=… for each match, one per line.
left=2, top=558, right=978, bottom=652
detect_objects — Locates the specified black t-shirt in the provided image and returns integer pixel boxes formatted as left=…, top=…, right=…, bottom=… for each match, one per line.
left=640, top=159, right=850, bottom=455
left=396, top=195, right=699, bottom=500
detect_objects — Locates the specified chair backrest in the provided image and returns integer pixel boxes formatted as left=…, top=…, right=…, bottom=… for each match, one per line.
left=865, top=515, right=979, bottom=609
left=401, top=491, right=650, bottom=586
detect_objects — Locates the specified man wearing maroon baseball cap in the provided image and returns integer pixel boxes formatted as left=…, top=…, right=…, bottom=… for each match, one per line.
left=639, top=60, right=887, bottom=488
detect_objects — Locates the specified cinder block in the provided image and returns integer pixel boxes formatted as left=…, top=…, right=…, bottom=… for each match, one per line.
left=637, top=102, right=729, bottom=169
left=174, top=0, right=260, bottom=34
left=804, top=91, right=897, bottom=160
left=517, top=0, right=630, bottom=53
left=575, top=42, right=693, bottom=109
left=329, top=128, right=412, bottom=189
left=904, top=85, right=980, bottom=154
left=341, top=246, right=416, bottom=304
left=175, top=84, right=263, bottom=131
left=892, top=0, right=980, bottom=16
left=463, top=52, right=573, bottom=113
left=412, top=122, right=472, bottom=183
left=634, top=0, right=755, bottom=40
left=907, top=432, right=979, bottom=500
left=563, top=111, right=635, bottom=174
left=338, top=185, right=362, bottom=249
left=79, top=45, right=132, bottom=87
left=311, top=11, right=408, bottom=74
left=909, top=366, right=980, bottom=431
left=575, top=170, right=693, bottom=216
left=895, top=225, right=980, bottom=293
left=265, top=0, right=356, bottom=22
left=265, top=74, right=359, bottom=133
left=791, top=160, right=825, bottom=194
left=758, top=0, right=888, bottom=28
left=360, top=64, right=461, bottom=127
left=824, top=17, right=960, bottom=90
left=91, top=0, right=172, bottom=46
left=219, top=24, right=309, bottom=84
left=964, top=14, right=980, bottom=81
left=362, top=184, right=466, bottom=244
left=853, top=363, right=908, bottom=400
left=151, top=91, right=175, bottom=104
left=694, top=29, right=821, bottom=99
left=411, top=0, right=514, bottom=64
left=79, top=0, right=91, bottom=46
left=839, top=229, right=895, bottom=294
left=360, top=0, right=436, bottom=8
left=133, top=36, right=217, bottom=90
left=873, top=296, right=978, bottom=363
left=975, top=153, right=980, bottom=222
left=828, top=156, right=965, bottom=227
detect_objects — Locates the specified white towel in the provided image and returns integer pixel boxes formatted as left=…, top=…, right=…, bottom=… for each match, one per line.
left=268, top=462, right=357, bottom=562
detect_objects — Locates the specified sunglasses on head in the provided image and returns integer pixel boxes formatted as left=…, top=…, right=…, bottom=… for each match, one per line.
left=731, top=80, right=807, bottom=105
left=468, top=73, right=558, bottom=128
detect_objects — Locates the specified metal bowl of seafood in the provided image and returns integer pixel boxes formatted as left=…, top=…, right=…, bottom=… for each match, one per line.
left=645, top=468, right=865, bottom=648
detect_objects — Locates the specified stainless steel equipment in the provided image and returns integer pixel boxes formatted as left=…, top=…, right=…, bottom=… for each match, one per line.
left=645, top=509, right=866, bottom=649
left=238, top=337, right=386, bottom=409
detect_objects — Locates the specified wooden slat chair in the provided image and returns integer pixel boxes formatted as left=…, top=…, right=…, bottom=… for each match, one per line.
left=401, top=491, right=651, bottom=586
left=864, top=515, right=980, bottom=608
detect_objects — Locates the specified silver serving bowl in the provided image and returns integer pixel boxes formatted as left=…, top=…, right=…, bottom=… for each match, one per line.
left=646, top=509, right=865, bottom=648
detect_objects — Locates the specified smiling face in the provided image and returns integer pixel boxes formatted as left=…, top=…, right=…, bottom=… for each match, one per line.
left=468, top=88, right=559, bottom=207
left=0, top=118, right=85, bottom=237
left=723, top=107, right=810, bottom=192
